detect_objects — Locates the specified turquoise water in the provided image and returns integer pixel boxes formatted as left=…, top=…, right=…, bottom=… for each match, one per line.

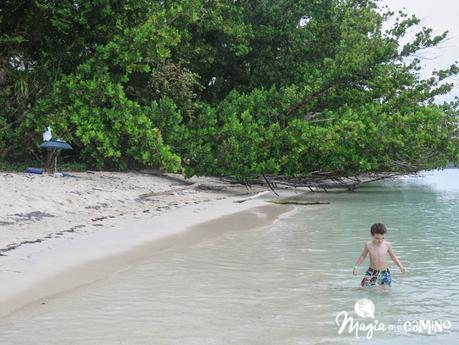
left=0, top=169, right=458, bottom=344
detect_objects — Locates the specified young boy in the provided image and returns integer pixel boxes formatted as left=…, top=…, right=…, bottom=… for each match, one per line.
left=353, top=223, right=406, bottom=289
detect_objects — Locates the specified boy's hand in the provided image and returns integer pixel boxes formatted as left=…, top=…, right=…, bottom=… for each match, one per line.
left=400, top=266, right=407, bottom=273
left=352, top=268, right=358, bottom=276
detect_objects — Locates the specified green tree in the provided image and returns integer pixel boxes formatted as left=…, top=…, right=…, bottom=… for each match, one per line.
left=1, top=0, right=457, bottom=177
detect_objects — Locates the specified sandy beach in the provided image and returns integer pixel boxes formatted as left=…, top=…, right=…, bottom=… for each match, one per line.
left=0, top=171, right=254, bottom=251
left=2, top=170, right=459, bottom=345
left=0, top=171, right=297, bottom=318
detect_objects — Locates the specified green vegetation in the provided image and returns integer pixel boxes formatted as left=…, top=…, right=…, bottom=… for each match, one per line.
left=1, top=0, right=458, bottom=180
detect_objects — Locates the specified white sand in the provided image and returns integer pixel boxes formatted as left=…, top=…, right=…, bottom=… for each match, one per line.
left=0, top=171, right=238, bottom=250
left=0, top=171, right=298, bottom=318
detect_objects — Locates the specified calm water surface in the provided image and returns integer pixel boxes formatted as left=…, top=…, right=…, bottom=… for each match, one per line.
left=1, top=169, right=459, bottom=344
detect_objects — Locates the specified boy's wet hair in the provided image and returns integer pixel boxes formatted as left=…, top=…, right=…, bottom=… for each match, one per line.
left=371, top=223, right=387, bottom=235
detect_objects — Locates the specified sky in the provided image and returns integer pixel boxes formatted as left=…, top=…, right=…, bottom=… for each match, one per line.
left=382, top=0, right=459, bottom=101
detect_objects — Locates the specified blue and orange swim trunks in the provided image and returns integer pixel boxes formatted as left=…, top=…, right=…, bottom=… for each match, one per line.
left=360, top=267, right=391, bottom=287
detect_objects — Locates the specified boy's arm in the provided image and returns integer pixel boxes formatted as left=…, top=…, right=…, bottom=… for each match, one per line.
left=352, top=243, right=369, bottom=275
left=388, top=243, right=406, bottom=273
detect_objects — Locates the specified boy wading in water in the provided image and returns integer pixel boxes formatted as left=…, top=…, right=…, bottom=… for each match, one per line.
left=353, top=223, right=406, bottom=289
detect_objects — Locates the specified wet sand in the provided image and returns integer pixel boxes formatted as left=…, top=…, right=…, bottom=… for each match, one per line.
left=0, top=171, right=270, bottom=252
left=0, top=172, right=297, bottom=318
left=2, top=170, right=458, bottom=345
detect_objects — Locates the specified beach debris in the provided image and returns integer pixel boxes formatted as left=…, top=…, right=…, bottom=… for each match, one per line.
left=10, top=211, right=55, bottom=222
left=262, top=173, right=279, bottom=197
left=91, top=216, right=107, bottom=222
left=0, top=238, right=44, bottom=254
left=0, top=224, right=88, bottom=255
left=0, top=220, right=15, bottom=226
left=234, top=191, right=271, bottom=203
left=256, top=172, right=402, bottom=192
left=84, top=202, right=109, bottom=210
left=26, top=167, right=44, bottom=174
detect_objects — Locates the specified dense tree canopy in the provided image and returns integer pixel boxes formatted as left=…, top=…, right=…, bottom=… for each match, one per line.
left=1, top=0, right=458, bottom=179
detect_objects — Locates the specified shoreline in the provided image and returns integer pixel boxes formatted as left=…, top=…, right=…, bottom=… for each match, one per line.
left=0, top=171, right=300, bottom=319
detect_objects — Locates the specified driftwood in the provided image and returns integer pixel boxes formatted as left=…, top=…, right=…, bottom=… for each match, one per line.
left=268, top=201, right=330, bottom=206
left=234, top=191, right=271, bottom=203
left=254, top=172, right=404, bottom=193
left=140, top=170, right=409, bottom=199
left=137, top=184, right=199, bottom=201
left=262, top=173, right=279, bottom=197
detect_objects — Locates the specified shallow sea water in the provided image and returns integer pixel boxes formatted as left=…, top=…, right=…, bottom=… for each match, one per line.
left=1, top=169, right=458, bottom=344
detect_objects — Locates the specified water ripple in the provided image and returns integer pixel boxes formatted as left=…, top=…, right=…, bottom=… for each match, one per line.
left=1, top=170, right=459, bottom=344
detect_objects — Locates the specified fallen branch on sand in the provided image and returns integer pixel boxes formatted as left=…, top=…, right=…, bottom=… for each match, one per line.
left=137, top=184, right=199, bottom=200
left=253, top=172, right=403, bottom=192
left=234, top=191, right=271, bottom=203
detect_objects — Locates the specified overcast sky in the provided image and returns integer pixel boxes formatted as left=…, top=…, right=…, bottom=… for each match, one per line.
left=382, top=0, right=459, bottom=101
